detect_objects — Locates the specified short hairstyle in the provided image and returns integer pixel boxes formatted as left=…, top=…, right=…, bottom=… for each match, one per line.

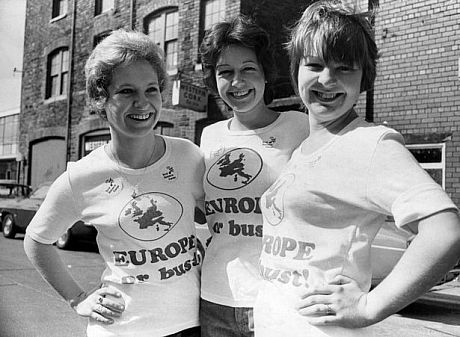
left=200, top=15, right=277, bottom=104
left=287, top=0, right=379, bottom=93
left=85, top=29, right=169, bottom=118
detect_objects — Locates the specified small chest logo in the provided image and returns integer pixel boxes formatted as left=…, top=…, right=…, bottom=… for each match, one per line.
left=264, top=173, right=295, bottom=226
left=262, top=136, right=277, bottom=148
left=162, top=165, right=177, bottom=181
left=206, top=148, right=263, bottom=190
left=104, top=177, right=123, bottom=196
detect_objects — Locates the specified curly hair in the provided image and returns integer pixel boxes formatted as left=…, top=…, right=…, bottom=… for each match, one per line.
left=85, top=29, right=169, bottom=119
left=199, top=15, right=277, bottom=104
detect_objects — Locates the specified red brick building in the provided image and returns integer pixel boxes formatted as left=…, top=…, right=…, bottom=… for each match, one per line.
left=371, top=0, right=460, bottom=206
left=20, top=0, right=309, bottom=187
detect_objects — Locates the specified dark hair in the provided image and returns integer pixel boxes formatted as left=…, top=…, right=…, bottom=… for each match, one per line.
left=85, top=29, right=168, bottom=118
left=200, top=15, right=277, bottom=104
left=287, top=0, right=379, bottom=93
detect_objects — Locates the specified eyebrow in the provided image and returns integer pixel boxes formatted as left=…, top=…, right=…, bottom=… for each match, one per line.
left=216, top=60, right=258, bottom=68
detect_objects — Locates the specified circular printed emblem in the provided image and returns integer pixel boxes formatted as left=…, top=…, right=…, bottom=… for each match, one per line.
left=118, top=192, right=183, bottom=241
left=206, top=148, right=263, bottom=190
left=263, top=173, right=295, bottom=226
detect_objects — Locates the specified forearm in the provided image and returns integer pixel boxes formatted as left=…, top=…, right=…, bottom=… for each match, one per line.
left=24, top=234, right=84, bottom=302
left=366, top=211, right=460, bottom=323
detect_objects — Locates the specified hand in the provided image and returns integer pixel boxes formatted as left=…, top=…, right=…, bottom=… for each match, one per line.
left=296, top=275, right=375, bottom=328
left=73, top=286, right=125, bottom=324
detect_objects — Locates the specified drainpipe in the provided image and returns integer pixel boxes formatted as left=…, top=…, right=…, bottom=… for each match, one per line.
left=65, top=0, right=77, bottom=163
left=366, top=0, right=379, bottom=122
left=130, top=0, right=135, bottom=29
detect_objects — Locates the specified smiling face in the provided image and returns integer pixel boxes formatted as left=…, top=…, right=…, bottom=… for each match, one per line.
left=105, top=59, right=162, bottom=141
left=215, top=45, right=266, bottom=117
left=298, top=56, right=362, bottom=125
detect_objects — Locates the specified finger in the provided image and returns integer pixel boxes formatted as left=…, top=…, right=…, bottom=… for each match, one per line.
left=90, top=310, right=114, bottom=324
left=305, top=315, right=338, bottom=326
left=296, top=294, right=331, bottom=309
left=98, top=287, right=123, bottom=298
left=328, top=275, right=353, bottom=285
left=298, top=303, right=335, bottom=317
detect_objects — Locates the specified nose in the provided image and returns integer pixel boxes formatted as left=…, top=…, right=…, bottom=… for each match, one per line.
left=133, top=92, right=149, bottom=109
left=317, top=67, right=337, bottom=87
left=231, top=71, right=245, bottom=87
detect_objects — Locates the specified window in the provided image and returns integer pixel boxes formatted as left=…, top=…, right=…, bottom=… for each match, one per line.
left=407, top=143, right=446, bottom=188
left=46, top=48, right=69, bottom=99
left=95, top=0, right=114, bottom=16
left=146, top=8, right=179, bottom=73
left=52, top=0, right=67, bottom=19
left=81, top=130, right=110, bottom=157
left=0, top=114, right=19, bottom=157
left=204, top=0, right=226, bottom=30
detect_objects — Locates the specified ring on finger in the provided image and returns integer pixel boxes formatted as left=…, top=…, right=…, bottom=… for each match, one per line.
left=97, top=296, right=104, bottom=304
left=325, top=304, right=334, bottom=315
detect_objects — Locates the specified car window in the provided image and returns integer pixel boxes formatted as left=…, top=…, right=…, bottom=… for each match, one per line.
left=0, top=183, right=31, bottom=198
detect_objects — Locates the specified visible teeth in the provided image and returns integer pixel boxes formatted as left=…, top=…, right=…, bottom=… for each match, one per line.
left=130, top=113, right=150, bottom=120
left=317, top=92, right=338, bottom=99
left=232, top=90, right=250, bottom=97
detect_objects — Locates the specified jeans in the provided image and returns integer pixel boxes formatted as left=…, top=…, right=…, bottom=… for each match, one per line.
left=200, top=298, right=254, bottom=337
left=165, top=326, right=200, bottom=337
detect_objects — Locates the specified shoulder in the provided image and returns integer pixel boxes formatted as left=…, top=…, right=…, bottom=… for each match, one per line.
left=201, top=119, right=229, bottom=137
left=277, top=110, right=309, bottom=128
left=164, top=136, right=203, bottom=159
left=67, top=146, right=110, bottom=184
left=351, top=119, right=404, bottom=145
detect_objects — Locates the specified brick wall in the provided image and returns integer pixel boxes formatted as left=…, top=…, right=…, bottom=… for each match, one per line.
left=373, top=0, right=460, bottom=205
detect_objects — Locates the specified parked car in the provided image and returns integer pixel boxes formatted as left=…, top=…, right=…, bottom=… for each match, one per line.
left=0, top=181, right=97, bottom=249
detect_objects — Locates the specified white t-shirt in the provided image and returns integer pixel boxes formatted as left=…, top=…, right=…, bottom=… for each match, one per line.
left=26, top=136, right=204, bottom=337
left=200, top=111, right=309, bottom=307
left=254, top=118, right=458, bottom=336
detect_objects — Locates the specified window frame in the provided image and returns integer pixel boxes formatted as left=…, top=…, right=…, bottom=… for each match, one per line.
left=203, top=0, right=226, bottom=31
left=51, top=0, right=68, bottom=21
left=406, top=143, right=446, bottom=189
left=95, top=0, right=114, bottom=16
left=144, top=7, right=179, bottom=75
left=45, top=48, right=69, bottom=100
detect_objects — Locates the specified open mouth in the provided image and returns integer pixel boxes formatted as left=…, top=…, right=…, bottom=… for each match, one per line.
left=312, top=90, right=343, bottom=102
left=128, top=113, right=153, bottom=121
left=229, top=89, right=252, bottom=99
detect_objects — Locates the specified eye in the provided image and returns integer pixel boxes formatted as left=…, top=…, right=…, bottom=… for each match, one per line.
left=217, top=69, right=232, bottom=76
left=146, top=86, right=159, bottom=94
left=337, top=65, right=355, bottom=72
left=242, top=66, right=257, bottom=72
left=117, top=88, right=133, bottom=95
left=305, top=63, right=324, bottom=71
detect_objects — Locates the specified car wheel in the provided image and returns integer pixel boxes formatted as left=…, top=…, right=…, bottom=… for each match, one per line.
left=2, top=214, right=17, bottom=239
left=56, top=229, right=72, bottom=249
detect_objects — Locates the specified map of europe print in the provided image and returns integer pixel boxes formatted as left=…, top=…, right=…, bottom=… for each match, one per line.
left=119, top=192, right=183, bottom=241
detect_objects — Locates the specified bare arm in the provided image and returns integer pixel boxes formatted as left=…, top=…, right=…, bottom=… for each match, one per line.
left=297, top=210, right=460, bottom=328
left=365, top=210, right=460, bottom=322
left=24, top=234, right=125, bottom=324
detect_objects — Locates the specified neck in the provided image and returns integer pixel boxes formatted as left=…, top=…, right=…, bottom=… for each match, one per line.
left=309, top=109, right=358, bottom=136
left=109, top=133, right=163, bottom=169
left=230, top=105, right=279, bottom=131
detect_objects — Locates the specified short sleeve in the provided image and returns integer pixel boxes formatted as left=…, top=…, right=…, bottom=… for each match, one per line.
left=366, top=132, right=457, bottom=229
left=25, top=171, right=81, bottom=244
